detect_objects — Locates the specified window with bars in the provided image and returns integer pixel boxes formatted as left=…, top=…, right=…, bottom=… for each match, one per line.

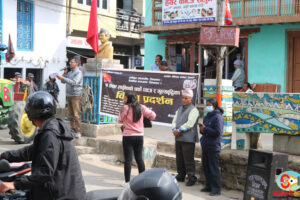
left=17, top=0, right=33, bottom=51
left=77, top=0, right=108, bottom=10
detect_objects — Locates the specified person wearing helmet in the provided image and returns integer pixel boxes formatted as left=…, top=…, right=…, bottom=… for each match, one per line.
left=43, top=73, right=60, bottom=102
left=24, top=73, right=38, bottom=94
left=10, top=72, right=26, bottom=92
left=0, top=91, right=86, bottom=200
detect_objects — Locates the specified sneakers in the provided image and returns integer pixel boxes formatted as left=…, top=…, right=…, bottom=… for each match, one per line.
left=74, top=132, right=82, bottom=138
left=121, top=181, right=129, bottom=187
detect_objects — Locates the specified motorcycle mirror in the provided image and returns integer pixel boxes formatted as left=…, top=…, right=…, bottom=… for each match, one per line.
left=0, top=159, right=10, bottom=172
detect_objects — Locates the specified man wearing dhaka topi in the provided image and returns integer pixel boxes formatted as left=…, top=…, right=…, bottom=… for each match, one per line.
left=96, top=28, right=114, bottom=59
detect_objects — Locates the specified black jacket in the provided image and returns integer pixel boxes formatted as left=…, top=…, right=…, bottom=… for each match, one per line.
left=1, top=118, right=86, bottom=200
left=200, top=109, right=224, bottom=152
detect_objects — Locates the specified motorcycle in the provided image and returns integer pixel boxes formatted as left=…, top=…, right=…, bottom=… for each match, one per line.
left=0, top=159, right=31, bottom=200
left=86, top=168, right=182, bottom=200
left=0, top=159, right=181, bottom=200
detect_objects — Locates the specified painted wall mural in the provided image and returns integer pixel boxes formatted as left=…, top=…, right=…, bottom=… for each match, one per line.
left=233, top=93, right=300, bottom=135
left=203, top=79, right=234, bottom=146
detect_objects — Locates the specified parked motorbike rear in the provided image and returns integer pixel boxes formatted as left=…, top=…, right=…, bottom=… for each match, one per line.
left=0, top=159, right=31, bottom=200
left=86, top=168, right=182, bottom=200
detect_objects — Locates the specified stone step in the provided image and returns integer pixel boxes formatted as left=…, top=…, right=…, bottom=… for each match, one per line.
left=81, top=123, right=122, bottom=138
left=155, top=152, right=202, bottom=174
left=157, top=141, right=202, bottom=158
left=75, top=146, right=97, bottom=155
left=64, top=122, right=122, bottom=138
left=74, top=135, right=157, bottom=169
left=74, top=137, right=88, bottom=146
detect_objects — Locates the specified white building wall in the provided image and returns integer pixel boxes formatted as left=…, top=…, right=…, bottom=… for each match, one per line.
left=1, top=0, right=67, bottom=107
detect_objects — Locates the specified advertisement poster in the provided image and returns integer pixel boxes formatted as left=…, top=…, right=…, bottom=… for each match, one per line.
left=100, top=69, right=199, bottom=125
left=162, top=0, right=217, bottom=25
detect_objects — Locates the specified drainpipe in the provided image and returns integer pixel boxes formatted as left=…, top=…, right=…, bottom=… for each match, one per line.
left=67, top=0, right=72, bottom=35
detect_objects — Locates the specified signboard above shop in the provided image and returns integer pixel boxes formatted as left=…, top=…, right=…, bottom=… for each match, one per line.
left=200, top=26, right=240, bottom=47
left=162, top=0, right=217, bottom=25
left=67, top=36, right=101, bottom=49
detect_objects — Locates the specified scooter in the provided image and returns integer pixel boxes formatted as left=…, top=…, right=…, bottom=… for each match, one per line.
left=0, top=159, right=181, bottom=200
left=0, top=159, right=31, bottom=200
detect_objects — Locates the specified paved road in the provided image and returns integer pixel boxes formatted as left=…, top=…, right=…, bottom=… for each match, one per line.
left=0, top=127, right=243, bottom=200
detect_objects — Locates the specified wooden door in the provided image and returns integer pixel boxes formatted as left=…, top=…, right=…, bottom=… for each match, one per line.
left=287, top=32, right=300, bottom=93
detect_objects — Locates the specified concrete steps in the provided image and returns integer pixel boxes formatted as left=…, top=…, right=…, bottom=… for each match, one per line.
left=156, top=152, right=202, bottom=173
left=157, top=141, right=202, bottom=158
left=75, top=145, right=97, bottom=155
left=73, top=124, right=203, bottom=173
left=74, top=135, right=157, bottom=169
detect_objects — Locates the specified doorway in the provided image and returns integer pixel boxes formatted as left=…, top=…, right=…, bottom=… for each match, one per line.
left=287, top=31, right=300, bottom=93
left=4, top=68, right=23, bottom=80
left=168, top=43, right=191, bottom=72
left=114, top=55, right=129, bottom=69
left=26, top=68, right=43, bottom=90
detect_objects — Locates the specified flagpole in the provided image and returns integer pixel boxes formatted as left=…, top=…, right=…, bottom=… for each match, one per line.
left=86, top=0, right=99, bottom=123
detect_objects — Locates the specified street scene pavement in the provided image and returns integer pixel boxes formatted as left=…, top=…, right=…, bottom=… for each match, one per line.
left=0, top=126, right=243, bottom=200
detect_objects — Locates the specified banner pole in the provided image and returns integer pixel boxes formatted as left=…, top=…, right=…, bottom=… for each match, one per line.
left=95, top=54, right=99, bottom=123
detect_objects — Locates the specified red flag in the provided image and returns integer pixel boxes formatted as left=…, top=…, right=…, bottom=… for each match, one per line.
left=225, top=0, right=233, bottom=25
left=102, top=73, right=112, bottom=82
left=86, top=0, right=99, bottom=56
left=5, top=34, right=15, bottom=63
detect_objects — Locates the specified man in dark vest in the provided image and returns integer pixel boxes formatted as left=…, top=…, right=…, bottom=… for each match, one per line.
left=172, top=88, right=199, bottom=186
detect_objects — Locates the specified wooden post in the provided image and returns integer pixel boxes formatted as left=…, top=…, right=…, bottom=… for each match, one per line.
left=152, top=0, right=155, bottom=25
left=165, top=43, right=169, bottom=64
left=225, top=48, right=229, bottom=79
left=216, top=0, right=227, bottom=107
left=277, top=0, right=281, bottom=16
left=244, top=38, right=248, bottom=82
left=190, top=42, right=195, bottom=72
left=242, top=0, right=245, bottom=18
left=198, top=43, right=202, bottom=104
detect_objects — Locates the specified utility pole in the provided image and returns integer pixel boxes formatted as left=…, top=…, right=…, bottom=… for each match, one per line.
left=216, top=0, right=227, bottom=107
left=67, top=0, right=72, bottom=36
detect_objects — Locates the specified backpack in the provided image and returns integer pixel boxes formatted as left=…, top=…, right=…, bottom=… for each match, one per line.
left=81, top=86, right=94, bottom=114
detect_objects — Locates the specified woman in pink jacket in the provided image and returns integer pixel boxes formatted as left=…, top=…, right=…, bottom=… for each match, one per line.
left=118, top=92, right=156, bottom=186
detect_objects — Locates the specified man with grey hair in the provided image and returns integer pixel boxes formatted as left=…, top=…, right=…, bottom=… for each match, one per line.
left=57, top=56, right=83, bottom=138
left=73, top=55, right=85, bottom=76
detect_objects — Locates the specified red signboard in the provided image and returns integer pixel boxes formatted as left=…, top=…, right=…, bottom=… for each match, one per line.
left=200, top=26, right=240, bottom=47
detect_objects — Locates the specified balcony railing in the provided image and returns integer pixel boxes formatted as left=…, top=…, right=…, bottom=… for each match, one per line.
left=151, top=0, right=300, bottom=26
left=116, top=8, right=145, bottom=33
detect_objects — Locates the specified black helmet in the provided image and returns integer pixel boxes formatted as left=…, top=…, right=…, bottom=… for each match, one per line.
left=119, top=168, right=182, bottom=200
left=25, top=91, right=56, bottom=120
